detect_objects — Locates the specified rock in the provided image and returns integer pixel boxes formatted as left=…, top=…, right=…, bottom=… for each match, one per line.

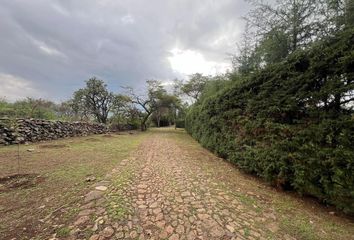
left=27, top=148, right=35, bottom=152
left=92, top=222, right=99, bottom=231
left=0, top=118, right=108, bottom=146
left=101, top=226, right=114, bottom=237
left=86, top=176, right=96, bottom=182
left=95, top=186, right=107, bottom=191
left=186, top=231, right=197, bottom=240
left=74, top=216, right=90, bottom=226
left=84, top=190, right=104, bottom=202
left=169, top=234, right=180, bottom=240
left=115, top=231, right=124, bottom=239
left=166, top=225, right=174, bottom=235
left=176, top=225, right=184, bottom=234
left=226, top=225, right=235, bottom=233
left=89, top=234, right=100, bottom=240
left=78, top=209, right=95, bottom=216
left=197, top=213, right=210, bottom=221
left=129, top=231, right=138, bottom=238
left=181, top=191, right=191, bottom=197
left=267, top=222, right=279, bottom=233
left=210, top=226, right=225, bottom=238
left=150, top=202, right=158, bottom=208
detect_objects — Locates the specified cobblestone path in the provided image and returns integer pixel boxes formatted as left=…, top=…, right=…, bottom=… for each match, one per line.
left=62, top=130, right=354, bottom=240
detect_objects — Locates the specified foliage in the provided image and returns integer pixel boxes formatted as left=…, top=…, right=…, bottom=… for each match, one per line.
left=175, top=73, right=209, bottom=102
left=72, top=77, right=115, bottom=124
left=127, top=80, right=182, bottom=130
left=0, top=97, right=59, bottom=120
left=175, top=119, right=185, bottom=128
left=186, top=28, right=354, bottom=213
left=234, top=0, right=352, bottom=73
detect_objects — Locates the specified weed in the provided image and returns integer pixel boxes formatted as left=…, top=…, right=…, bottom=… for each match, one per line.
left=56, top=226, right=70, bottom=237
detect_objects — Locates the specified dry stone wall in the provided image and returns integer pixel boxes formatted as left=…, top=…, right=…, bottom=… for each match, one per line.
left=0, top=118, right=108, bottom=145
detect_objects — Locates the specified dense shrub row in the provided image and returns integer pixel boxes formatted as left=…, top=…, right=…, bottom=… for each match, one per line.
left=186, top=29, right=354, bottom=213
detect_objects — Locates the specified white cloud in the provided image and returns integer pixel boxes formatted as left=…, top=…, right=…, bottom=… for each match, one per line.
left=121, top=14, right=135, bottom=25
left=0, top=73, right=41, bottom=102
left=38, top=44, right=64, bottom=57
left=30, top=37, right=66, bottom=58
left=168, top=48, right=231, bottom=76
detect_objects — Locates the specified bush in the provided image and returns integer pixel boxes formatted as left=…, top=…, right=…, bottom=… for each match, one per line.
left=175, top=119, right=185, bottom=128
left=186, top=28, right=354, bottom=213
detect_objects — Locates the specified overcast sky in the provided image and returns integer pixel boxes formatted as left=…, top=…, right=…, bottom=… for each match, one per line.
left=0, top=0, right=250, bottom=102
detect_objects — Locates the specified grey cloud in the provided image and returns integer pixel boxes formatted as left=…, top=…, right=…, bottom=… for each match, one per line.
left=0, top=0, right=250, bottom=101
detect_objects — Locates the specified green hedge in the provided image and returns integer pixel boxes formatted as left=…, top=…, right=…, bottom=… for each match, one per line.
left=186, top=28, right=354, bottom=213
left=175, top=119, right=185, bottom=128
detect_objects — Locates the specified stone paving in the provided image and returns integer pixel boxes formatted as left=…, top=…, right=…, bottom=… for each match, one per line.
left=63, top=133, right=295, bottom=240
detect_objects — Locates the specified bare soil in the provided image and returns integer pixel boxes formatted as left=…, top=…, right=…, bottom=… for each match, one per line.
left=0, top=174, right=42, bottom=192
left=0, top=133, right=146, bottom=240
left=39, top=144, right=68, bottom=149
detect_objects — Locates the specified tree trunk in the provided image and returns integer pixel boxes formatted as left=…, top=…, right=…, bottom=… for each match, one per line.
left=141, top=122, right=146, bottom=131
left=140, top=112, right=151, bottom=131
left=157, top=114, right=161, bottom=128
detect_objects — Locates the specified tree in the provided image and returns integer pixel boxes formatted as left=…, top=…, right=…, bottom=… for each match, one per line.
left=179, top=73, right=209, bottom=102
left=153, top=94, right=180, bottom=127
left=127, top=80, right=167, bottom=131
left=246, top=0, right=322, bottom=52
left=110, top=94, right=132, bottom=128
left=72, top=77, right=114, bottom=124
left=232, top=23, right=263, bottom=74
left=12, top=98, right=57, bottom=119
left=256, top=28, right=290, bottom=65
left=0, top=98, right=15, bottom=117
left=0, top=98, right=60, bottom=120
left=57, top=100, right=84, bottom=121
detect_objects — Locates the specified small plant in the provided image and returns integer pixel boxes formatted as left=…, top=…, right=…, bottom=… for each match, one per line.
left=244, top=227, right=250, bottom=237
left=56, top=226, right=71, bottom=238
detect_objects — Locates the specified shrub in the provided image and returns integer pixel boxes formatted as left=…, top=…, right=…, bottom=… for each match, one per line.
left=175, top=119, right=185, bottom=128
left=186, top=28, right=354, bottom=213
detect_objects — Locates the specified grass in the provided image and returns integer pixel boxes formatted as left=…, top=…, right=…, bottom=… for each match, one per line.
left=56, top=226, right=71, bottom=238
left=106, top=168, right=135, bottom=220
left=0, top=132, right=147, bottom=240
left=244, top=227, right=250, bottom=237
left=281, top=218, right=317, bottom=240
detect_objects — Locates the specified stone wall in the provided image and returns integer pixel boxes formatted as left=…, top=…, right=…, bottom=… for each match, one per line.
left=0, top=118, right=108, bottom=145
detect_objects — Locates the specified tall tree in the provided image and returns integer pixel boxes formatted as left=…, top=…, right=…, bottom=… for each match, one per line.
left=72, top=77, right=114, bottom=124
left=246, top=0, right=322, bottom=53
left=127, top=80, right=167, bottom=131
left=179, top=73, right=209, bottom=102
left=232, top=23, right=262, bottom=74
left=110, top=94, right=132, bottom=127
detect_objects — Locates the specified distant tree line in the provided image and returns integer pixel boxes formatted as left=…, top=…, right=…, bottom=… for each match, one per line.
left=0, top=74, right=215, bottom=131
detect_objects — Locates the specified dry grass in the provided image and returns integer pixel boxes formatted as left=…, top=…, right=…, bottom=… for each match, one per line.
left=0, top=132, right=148, bottom=239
